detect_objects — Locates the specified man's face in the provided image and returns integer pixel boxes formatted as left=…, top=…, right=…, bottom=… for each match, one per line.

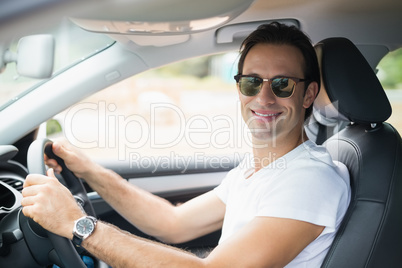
left=239, top=43, right=315, bottom=148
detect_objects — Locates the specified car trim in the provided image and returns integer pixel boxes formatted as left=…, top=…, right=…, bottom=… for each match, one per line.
left=88, top=171, right=227, bottom=200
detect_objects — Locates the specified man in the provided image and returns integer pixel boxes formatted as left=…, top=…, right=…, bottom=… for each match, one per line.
left=21, top=22, right=350, bottom=267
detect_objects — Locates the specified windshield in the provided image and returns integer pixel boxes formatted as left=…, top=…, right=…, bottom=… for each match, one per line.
left=0, top=18, right=113, bottom=109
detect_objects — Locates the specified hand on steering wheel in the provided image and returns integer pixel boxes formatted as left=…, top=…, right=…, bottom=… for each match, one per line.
left=22, top=138, right=96, bottom=268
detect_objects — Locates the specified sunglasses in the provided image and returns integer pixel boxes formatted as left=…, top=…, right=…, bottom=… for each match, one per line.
left=234, top=74, right=308, bottom=98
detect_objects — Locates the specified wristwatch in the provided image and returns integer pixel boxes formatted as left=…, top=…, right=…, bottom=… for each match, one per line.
left=72, top=216, right=97, bottom=246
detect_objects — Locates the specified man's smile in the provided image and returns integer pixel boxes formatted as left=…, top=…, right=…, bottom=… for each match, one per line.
left=251, top=110, right=282, bottom=121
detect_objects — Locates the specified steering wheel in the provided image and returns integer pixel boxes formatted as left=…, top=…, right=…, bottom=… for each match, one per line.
left=25, top=138, right=96, bottom=268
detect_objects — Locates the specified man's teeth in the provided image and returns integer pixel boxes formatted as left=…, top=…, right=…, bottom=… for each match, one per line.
left=255, top=112, right=278, bottom=117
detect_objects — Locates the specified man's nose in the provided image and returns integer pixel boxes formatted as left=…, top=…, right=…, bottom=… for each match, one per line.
left=255, top=82, right=276, bottom=105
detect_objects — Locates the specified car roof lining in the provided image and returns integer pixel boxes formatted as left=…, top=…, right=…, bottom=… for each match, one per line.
left=2, top=0, right=402, bottom=50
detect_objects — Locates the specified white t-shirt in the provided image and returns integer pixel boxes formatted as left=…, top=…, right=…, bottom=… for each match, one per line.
left=214, top=140, right=351, bottom=267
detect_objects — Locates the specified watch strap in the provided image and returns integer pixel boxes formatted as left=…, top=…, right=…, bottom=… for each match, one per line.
left=72, top=233, right=84, bottom=246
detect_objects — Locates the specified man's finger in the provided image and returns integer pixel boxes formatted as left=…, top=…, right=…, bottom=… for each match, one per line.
left=23, top=174, right=51, bottom=188
left=47, top=168, right=56, bottom=178
left=21, top=205, right=41, bottom=224
left=52, top=141, right=71, bottom=160
left=21, top=185, right=39, bottom=197
left=21, top=205, right=31, bottom=218
left=45, top=158, right=61, bottom=172
left=21, top=195, right=36, bottom=207
left=23, top=170, right=58, bottom=189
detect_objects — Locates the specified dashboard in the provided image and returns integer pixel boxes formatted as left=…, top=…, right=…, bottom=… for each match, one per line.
left=0, top=145, right=26, bottom=222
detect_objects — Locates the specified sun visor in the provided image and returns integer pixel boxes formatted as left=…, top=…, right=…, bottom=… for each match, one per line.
left=70, top=0, right=254, bottom=35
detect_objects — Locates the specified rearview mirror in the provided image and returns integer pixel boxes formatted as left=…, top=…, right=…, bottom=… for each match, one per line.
left=0, top=34, right=55, bottom=79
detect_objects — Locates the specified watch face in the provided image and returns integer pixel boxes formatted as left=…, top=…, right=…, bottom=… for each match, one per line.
left=76, top=218, right=95, bottom=236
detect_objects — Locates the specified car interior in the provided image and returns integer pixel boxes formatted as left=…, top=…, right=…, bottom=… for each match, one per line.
left=1, top=0, right=402, bottom=267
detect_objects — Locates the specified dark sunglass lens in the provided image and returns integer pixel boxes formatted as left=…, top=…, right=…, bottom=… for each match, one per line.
left=271, top=78, right=294, bottom=98
left=239, top=77, right=262, bottom=96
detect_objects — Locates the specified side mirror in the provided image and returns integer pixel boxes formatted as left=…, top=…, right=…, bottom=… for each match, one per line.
left=46, top=118, right=63, bottom=137
left=0, top=34, right=55, bottom=79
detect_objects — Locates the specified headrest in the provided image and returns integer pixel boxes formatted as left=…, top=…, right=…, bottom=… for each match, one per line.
left=314, top=37, right=391, bottom=124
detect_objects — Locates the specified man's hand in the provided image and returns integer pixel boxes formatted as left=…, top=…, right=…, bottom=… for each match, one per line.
left=45, top=139, right=98, bottom=179
left=21, top=169, right=85, bottom=239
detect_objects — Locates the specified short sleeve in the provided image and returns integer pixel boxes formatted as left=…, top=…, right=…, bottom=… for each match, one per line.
left=256, top=160, right=350, bottom=232
left=213, top=168, right=235, bottom=204
left=214, top=157, right=253, bottom=204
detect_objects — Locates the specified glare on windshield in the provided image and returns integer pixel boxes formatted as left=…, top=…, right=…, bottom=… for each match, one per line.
left=0, top=18, right=112, bottom=110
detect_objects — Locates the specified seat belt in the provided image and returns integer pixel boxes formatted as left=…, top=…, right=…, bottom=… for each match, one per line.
left=316, top=122, right=335, bottom=145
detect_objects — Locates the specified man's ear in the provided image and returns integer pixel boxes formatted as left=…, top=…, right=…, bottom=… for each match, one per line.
left=303, top=82, right=319, bottom=109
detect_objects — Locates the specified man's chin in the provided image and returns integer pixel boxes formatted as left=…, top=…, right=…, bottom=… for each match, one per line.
left=249, top=130, right=279, bottom=148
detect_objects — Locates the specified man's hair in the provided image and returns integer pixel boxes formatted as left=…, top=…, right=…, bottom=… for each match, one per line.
left=237, top=22, right=320, bottom=120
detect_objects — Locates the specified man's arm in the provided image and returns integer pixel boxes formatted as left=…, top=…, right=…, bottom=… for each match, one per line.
left=82, top=216, right=324, bottom=268
left=46, top=140, right=225, bottom=243
left=21, top=171, right=324, bottom=268
left=83, top=167, right=225, bottom=243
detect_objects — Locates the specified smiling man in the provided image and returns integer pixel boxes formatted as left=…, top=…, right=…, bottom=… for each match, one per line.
left=236, top=42, right=315, bottom=170
left=21, top=22, right=350, bottom=267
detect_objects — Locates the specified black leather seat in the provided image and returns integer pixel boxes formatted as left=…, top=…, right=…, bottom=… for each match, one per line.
left=313, top=38, right=402, bottom=267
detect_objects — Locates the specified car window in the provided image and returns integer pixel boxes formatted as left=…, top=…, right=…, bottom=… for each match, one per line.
left=377, top=48, right=402, bottom=132
left=48, top=52, right=253, bottom=169
left=46, top=47, right=402, bottom=169
left=0, top=18, right=112, bottom=110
